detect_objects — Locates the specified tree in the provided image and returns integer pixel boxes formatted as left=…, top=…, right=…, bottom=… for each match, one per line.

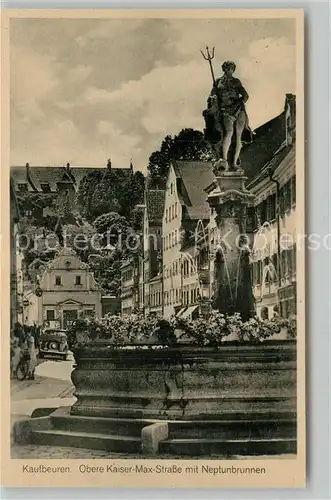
left=93, top=211, right=130, bottom=238
left=88, top=254, right=122, bottom=297
left=76, top=169, right=145, bottom=221
left=130, top=205, right=145, bottom=232
left=147, top=128, right=211, bottom=188
left=76, top=170, right=104, bottom=220
left=90, top=212, right=141, bottom=296
left=62, top=223, right=97, bottom=262
left=16, top=192, right=58, bottom=225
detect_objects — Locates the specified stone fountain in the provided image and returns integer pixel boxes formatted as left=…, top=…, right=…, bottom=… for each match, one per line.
left=205, top=168, right=255, bottom=321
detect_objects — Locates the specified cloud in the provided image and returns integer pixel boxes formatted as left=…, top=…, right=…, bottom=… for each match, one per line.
left=10, top=46, right=60, bottom=123
left=82, top=35, right=294, bottom=136
left=10, top=18, right=296, bottom=171
left=239, top=37, right=295, bottom=127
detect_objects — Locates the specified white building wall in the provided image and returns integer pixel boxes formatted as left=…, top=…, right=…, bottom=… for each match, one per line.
left=162, top=165, right=182, bottom=319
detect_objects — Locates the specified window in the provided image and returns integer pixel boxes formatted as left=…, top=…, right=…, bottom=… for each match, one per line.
left=280, top=250, right=288, bottom=278
left=256, top=261, right=262, bottom=285
left=246, top=207, right=256, bottom=232
left=165, top=209, right=168, bottom=222
left=268, top=193, right=276, bottom=221
left=170, top=183, right=173, bottom=194
left=261, top=307, right=269, bottom=320
left=287, top=248, right=293, bottom=276
left=75, top=275, right=82, bottom=285
left=46, top=309, right=55, bottom=321
left=18, top=183, right=28, bottom=192
left=175, top=289, right=178, bottom=303
left=284, top=180, right=292, bottom=211
left=259, top=200, right=268, bottom=225
left=55, top=276, right=62, bottom=286
left=272, top=254, right=278, bottom=281
left=171, top=205, right=174, bottom=220
left=175, top=202, right=178, bottom=217
left=279, top=187, right=285, bottom=217
left=264, top=257, right=270, bottom=283
left=40, top=183, right=51, bottom=193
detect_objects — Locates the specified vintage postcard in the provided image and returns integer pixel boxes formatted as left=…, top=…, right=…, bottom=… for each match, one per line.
left=1, top=9, right=305, bottom=488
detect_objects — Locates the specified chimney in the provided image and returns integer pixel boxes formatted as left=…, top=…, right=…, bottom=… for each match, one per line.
left=107, top=158, right=112, bottom=169
left=130, top=159, right=133, bottom=172
left=25, top=162, right=38, bottom=192
left=66, top=162, right=70, bottom=171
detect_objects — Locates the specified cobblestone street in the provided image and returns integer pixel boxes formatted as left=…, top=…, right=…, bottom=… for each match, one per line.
left=11, top=444, right=296, bottom=460
left=11, top=445, right=139, bottom=459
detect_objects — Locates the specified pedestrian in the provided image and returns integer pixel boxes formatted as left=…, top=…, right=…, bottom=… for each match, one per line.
left=26, top=330, right=38, bottom=380
left=11, top=338, right=21, bottom=379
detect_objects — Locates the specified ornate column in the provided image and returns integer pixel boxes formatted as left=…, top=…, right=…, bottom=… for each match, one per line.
left=206, top=170, right=255, bottom=320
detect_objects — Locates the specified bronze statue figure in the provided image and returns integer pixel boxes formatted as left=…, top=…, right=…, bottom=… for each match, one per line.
left=201, top=53, right=253, bottom=171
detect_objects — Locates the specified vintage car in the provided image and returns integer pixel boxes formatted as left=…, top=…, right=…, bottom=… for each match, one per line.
left=38, top=329, right=69, bottom=361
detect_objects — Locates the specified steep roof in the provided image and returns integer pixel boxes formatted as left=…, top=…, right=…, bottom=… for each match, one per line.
left=247, top=145, right=294, bottom=190
left=10, top=177, right=20, bottom=222
left=173, top=161, right=214, bottom=220
left=10, top=166, right=131, bottom=192
left=241, top=111, right=286, bottom=181
left=145, top=190, right=165, bottom=224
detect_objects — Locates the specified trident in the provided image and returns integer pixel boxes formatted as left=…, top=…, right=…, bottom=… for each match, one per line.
left=200, top=46, right=216, bottom=84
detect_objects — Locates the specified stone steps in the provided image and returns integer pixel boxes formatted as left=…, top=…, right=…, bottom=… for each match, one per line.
left=31, top=429, right=142, bottom=453
left=168, top=419, right=296, bottom=439
left=25, top=407, right=296, bottom=456
left=159, top=437, right=297, bottom=456
left=52, top=413, right=296, bottom=440
left=51, top=413, right=159, bottom=437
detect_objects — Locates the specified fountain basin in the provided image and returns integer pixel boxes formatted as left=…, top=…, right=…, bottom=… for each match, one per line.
left=70, top=339, right=296, bottom=420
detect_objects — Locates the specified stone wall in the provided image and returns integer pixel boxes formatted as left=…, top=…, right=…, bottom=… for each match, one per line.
left=71, top=340, right=296, bottom=420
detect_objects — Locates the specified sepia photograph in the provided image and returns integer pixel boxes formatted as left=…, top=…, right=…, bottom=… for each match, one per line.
left=2, top=9, right=305, bottom=488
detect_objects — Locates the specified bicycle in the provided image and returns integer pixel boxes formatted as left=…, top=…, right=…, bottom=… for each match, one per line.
left=15, top=350, right=31, bottom=380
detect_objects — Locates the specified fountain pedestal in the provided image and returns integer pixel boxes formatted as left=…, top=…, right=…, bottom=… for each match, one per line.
left=206, top=170, right=255, bottom=320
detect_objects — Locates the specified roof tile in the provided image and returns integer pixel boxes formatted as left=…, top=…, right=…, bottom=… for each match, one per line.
left=146, top=190, right=165, bottom=224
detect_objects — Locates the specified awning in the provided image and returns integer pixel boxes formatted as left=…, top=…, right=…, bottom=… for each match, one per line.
left=176, top=308, right=186, bottom=317
left=181, top=305, right=199, bottom=319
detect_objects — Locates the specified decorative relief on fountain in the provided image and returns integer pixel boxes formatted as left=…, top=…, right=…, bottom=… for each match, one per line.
left=218, top=201, right=246, bottom=219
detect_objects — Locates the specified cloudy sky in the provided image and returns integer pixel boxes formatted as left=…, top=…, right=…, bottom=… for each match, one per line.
left=10, top=17, right=296, bottom=171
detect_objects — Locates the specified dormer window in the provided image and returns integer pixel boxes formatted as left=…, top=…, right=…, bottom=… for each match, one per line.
left=18, top=183, right=28, bottom=192
left=40, top=183, right=51, bottom=193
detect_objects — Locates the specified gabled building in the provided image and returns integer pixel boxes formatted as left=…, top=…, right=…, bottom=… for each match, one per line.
left=162, top=161, right=214, bottom=319
left=143, top=190, right=165, bottom=316
left=247, top=94, right=297, bottom=319
left=10, top=161, right=134, bottom=220
left=120, top=259, right=134, bottom=316
left=36, top=247, right=102, bottom=328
